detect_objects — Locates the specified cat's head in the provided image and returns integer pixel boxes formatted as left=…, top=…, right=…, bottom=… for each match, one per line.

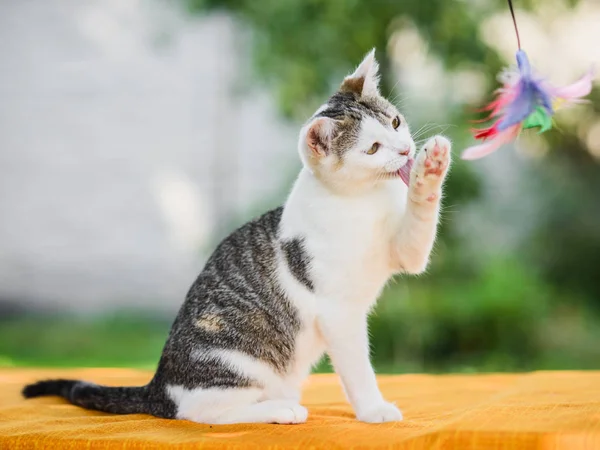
left=298, top=50, right=415, bottom=192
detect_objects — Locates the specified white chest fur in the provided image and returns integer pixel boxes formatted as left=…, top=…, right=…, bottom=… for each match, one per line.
left=281, top=168, right=407, bottom=306
left=274, top=169, right=409, bottom=391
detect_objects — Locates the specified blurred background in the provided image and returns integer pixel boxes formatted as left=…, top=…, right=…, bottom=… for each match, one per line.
left=1, top=0, right=599, bottom=373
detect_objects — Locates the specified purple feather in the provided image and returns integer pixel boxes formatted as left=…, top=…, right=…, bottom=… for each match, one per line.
left=497, top=51, right=554, bottom=131
left=516, top=50, right=531, bottom=76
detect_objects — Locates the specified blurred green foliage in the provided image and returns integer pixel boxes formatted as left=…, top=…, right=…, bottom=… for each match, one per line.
left=0, top=314, right=170, bottom=368
left=370, top=259, right=600, bottom=373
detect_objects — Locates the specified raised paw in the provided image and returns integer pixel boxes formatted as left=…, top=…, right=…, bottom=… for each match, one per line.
left=356, top=401, right=403, bottom=424
left=269, top=402, right=308, bottom=424
left=410, top=135, right=451, bottom=203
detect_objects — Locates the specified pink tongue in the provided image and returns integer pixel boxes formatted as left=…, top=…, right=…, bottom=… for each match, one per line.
left=398, top=158, right=414, bottom=186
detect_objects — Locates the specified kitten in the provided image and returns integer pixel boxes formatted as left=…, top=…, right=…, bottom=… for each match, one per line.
left=22, top=50, right=451, bottom=424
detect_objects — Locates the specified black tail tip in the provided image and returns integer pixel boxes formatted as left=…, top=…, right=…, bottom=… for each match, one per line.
left=22, top=379, right=76, bottom=399
left=22, top=381, right=46, bottom=398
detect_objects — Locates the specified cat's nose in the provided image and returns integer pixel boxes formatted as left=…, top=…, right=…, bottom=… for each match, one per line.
left=397, top=146, right=410, bottom=156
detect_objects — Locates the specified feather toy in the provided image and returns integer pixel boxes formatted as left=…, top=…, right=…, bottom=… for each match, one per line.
left=462, top=0, right=595, bottom=160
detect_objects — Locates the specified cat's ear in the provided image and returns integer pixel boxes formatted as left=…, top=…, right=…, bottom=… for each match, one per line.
left=300, top=116, right=336, bottom=159
left=340, top=49, right=380, bottom=97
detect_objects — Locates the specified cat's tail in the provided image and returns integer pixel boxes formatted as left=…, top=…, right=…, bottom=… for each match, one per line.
left=22, top=379, right=151, bottom=415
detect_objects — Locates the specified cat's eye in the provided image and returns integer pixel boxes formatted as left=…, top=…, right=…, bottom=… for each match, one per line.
left=367, top=143, right=380, bottom=155
left=392, top=116, right=401, bottom=129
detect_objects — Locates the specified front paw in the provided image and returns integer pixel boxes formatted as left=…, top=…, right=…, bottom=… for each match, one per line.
left=410, top=135, right=451, bottom=203
left=356, top=401, right=403, bottom=423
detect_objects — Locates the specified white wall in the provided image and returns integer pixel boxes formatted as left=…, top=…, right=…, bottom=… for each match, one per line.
left=0, top=0, right=298, bottom=313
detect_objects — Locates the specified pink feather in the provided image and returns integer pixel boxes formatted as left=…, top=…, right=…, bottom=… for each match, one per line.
left=550, top=69, right=595, bottom=100
left=462, top=125, right=521, bottom=160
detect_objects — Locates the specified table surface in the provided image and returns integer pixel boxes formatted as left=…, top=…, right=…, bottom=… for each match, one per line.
left=1, top=368, right=599, bottom=449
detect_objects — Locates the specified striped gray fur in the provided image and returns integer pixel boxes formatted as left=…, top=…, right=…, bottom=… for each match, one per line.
left=281, top=238, right=314, bottom=292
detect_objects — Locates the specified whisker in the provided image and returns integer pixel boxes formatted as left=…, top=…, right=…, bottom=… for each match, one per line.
left=412, top=123, right=456, bottom=141
left=411, top=123, right=437, bottom=138
left=413, top=122, right=443, bottom=133
left=388, top=77, right=402, bottom=98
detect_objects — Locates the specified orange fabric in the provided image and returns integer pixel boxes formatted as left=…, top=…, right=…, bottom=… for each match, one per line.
left=1, top=369, right=599, bottom=449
